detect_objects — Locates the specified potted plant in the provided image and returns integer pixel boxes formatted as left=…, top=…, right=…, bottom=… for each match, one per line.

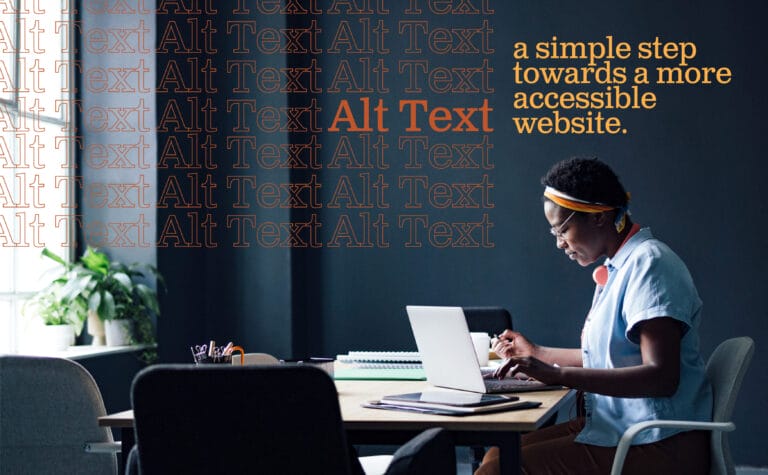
left=25, top=247, right=163, bottom=359
left=21, top=262, right=89, bottom=350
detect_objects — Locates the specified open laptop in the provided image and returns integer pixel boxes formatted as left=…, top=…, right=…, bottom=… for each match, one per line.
left=406, top=305, right=561, bottom=393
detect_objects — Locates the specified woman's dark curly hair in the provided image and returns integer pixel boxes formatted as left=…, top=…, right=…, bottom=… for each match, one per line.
left=542, top=157, right=628, bottom=208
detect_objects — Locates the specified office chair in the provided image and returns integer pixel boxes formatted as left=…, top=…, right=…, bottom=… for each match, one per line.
left=128, top=365, right=455, bottom=475
left=0, top=355, right=118, bottom=475
left=462, top=306, right=513, bottom=336
left=611, top=336, right=755, bottom=475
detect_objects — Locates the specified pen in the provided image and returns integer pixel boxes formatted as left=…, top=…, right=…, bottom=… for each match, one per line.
left=208, top=340, right=216, bottom=357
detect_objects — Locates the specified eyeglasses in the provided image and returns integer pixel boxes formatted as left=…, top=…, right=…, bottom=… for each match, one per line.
left=550, top=211, right=576, bottom=240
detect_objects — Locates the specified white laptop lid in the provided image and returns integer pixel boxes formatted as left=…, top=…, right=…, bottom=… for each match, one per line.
left=406, top=305, right=488, bottom=393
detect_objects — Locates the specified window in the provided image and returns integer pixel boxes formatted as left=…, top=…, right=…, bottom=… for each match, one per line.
left=0, top=1, right=73, bottom=352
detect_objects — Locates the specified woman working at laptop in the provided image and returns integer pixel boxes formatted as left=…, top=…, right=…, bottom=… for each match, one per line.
left=476, top=158, right=712, bottom=475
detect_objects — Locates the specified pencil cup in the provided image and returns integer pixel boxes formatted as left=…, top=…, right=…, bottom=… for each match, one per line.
left=190, top=342, right=242, bottom=364
left=470, top=332, right=491, bottom=366
left=194, top=354, right=232, bottom=365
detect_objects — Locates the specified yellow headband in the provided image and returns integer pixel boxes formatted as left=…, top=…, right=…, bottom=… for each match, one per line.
left=543, top=186, right=631, bottom=232
left=543, top=186, right=615, bottom=213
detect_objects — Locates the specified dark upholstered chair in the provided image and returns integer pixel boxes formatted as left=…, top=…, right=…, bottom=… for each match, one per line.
left=128, top=364, right=455, bottom=475
left=462, top=306, right=513, bottom=336
left=0, top=356, right=118, bottom=475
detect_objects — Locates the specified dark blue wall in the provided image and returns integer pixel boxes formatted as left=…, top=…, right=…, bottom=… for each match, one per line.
left=147, top=1, right=766, bottom=466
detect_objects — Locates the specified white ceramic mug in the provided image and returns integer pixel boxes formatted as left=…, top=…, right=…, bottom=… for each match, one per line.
left=470, top=332, right=491, bottom=366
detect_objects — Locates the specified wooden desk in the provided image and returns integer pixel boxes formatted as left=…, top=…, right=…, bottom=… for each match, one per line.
left=100, top=381, right=574, bottom=475
left=337, top=381, right=573, bottom=474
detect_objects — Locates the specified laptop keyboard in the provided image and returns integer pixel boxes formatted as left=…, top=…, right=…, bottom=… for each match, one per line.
left=483, top=377, right=549, bottom=393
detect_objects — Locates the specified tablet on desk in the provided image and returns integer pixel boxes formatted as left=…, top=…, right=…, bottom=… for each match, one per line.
left=383, top=391, right=518, bottom=407
left=376, top=391, right=540, bottom=414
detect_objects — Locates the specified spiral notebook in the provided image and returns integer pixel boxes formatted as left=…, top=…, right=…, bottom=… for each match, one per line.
left=334, top=351, right=426, bottom=380
left=337, top=351, right=421, bottom=365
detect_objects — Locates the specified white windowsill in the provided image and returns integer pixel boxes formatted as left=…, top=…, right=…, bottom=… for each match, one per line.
left=16, top=344, right=152, bottom=361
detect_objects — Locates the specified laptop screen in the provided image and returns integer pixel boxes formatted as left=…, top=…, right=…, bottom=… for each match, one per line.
left=405, top=306, right=489, bottom=393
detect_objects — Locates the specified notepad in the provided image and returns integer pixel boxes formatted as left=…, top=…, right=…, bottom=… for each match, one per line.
left=362, top=400, right=542, bottom=416
left=337, top=351, right=421, bottom=364
left=333, top=367, right=426, bottom=381
left=341, top=362, right=423, bottom=369
left=334, top=350, right=425, bottom=380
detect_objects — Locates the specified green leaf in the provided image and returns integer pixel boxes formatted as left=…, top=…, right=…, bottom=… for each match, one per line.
left=70, top=298, right=87, bottom=322
left=111, top=272, right=133, bottom=290
left=99, top=290, right=116, bottom=320
left=81, top=247, right=109, bottom=275
left=88, top=291, right=101, bottom=313
left=135, top=283, right=160, bottom=315
left=59, top=273, right=92, bottom=301
left=41, top=248, right=67, bottom=267
left=65, top=304, right=85, bottom=334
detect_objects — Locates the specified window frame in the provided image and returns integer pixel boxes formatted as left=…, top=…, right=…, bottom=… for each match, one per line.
left=0, top=0, right=75, bottom=353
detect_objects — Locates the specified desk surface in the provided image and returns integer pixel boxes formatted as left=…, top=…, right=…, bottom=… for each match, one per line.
left=99, top=380, right=573, bottom=431
left=337, top=380, right=571, bottom=432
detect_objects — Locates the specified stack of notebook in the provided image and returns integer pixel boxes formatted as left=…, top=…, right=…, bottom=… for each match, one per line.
left=363, top=391, right=542, bottom=416
left=334, top=351, right=426, bottom=380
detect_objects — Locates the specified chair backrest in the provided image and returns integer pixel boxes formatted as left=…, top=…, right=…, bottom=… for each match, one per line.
left=231, top=352, right=279, bottom=366
left=462, top=306, right=513, bottom=336
left=705, top=337, right=754, bottom=475
left=0, top=355, right=117, bottom=475
left=384, top=427, right=456, bottom=475
left=131, top=364, right=357, bottom=474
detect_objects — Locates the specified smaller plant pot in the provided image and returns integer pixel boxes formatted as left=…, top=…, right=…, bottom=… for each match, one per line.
left=105, top=319, right=133, bottom=346
left=41, top=324, right=75, bottom=351
left=87, top=310, right=106, bottom=346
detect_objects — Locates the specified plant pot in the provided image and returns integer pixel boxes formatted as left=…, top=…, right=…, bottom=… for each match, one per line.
left=41, top=324, right=75, bottom=351
left=105, top=319, right=133, bottom=346
left=87, top=310, right=106, bottom=346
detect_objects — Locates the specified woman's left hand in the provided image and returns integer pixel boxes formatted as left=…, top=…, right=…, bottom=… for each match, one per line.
left=492, top=356, right=562, bottom=384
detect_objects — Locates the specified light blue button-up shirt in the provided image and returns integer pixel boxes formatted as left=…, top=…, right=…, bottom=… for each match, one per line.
left=576, top=227, right=713, bottom=446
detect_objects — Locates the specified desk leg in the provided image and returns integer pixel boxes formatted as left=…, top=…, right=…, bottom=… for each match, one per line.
left=497, top=432, right=521, bottom=475
left=119, top=428, right=134, bottom=475
left=450, top=431, right=521, bottom=475
left=348, top=430, right=523, bottom=474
